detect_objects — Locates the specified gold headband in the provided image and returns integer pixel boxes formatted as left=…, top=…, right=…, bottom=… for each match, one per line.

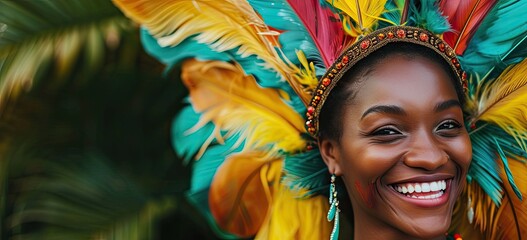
left=305, top=26, right=468, bottom=137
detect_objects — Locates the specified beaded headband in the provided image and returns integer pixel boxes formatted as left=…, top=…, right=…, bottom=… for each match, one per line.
left=305, top=26, right=468, bottom=137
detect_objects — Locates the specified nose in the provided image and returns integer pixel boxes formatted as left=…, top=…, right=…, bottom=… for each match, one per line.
left=402, top=131, right=448, bottom=171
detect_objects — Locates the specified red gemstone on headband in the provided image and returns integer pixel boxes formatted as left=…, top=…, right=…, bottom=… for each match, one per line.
left=419, top=33, right=429, bottom=42
left=307, top=106, right=315, bottom=115
left=360, top=40, right=370, bottom=49
left=322, top=78, right=331, bottom=86
left=438, top=43, right=445, bottom=52
left=387, top=32, right=395, bottom=38
left=336, top=62, right=342, bottom=69
left=342, top=55, right=349, bottom=64
left=462, top=71, right=467, bottom=80
left=397, top=29, right=405, bottom=38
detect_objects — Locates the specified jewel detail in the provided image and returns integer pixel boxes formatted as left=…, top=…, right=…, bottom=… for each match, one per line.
left=342, top=55, right=349, bottom=64
left=322, top=78, right=331, bottom=86
left=419, top=33, right=429, bottom=42
left=397, top=29, right=405, bottom=38
left=360, top=40, right=370, bottom=49
left=438, top=43, right=445, bottom=52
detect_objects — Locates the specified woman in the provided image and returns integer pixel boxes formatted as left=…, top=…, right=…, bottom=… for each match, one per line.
left=317, top=41, right=472, bottom=239
left=114, top=0, right=527, bottom=239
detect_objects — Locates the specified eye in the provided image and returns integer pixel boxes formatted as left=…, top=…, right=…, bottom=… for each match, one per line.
left=368, top=126, right=404, bottom=143
left=435, top=120, right=462, bottom=137
left=371, top=126, right=402, bottom=136
left=436, top=120, right=461, bottom=130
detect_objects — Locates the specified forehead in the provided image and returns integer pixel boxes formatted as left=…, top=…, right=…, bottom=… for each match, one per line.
left=350, top=55, right=458, bottom=111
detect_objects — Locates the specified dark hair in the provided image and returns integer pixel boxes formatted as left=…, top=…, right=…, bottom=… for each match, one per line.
left=318, top=42, right=465, bottom=141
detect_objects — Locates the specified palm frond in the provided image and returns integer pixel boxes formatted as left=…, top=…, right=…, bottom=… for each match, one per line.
left=0, top=0, right=131, bottom=106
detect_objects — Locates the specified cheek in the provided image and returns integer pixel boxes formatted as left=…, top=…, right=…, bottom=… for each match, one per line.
left=449, top=134, right=472, bottom=174
left=340, top=144, right=401, bottom=180
left=339, top=144, right=400, bottom=207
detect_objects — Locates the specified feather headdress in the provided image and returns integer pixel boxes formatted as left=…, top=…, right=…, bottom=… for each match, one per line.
left=113, top=0, right=527, bottom=239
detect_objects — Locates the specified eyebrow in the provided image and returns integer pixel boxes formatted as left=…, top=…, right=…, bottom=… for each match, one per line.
left=434, top=99, right=462, bottom=112
left=361, top=105, right=406, bottom=120
left=360, top=99, right=462, bottom=120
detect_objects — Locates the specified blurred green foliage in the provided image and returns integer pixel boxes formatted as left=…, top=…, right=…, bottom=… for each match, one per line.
left=0, top=1, right=218, bottom=239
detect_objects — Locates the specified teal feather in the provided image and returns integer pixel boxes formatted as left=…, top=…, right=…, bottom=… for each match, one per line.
left=469, top=123, right=527, bottom=205
left=379, top=0, right=402, bottom=29
left=247, top=0, right=326, bottom=73
left=141, top=25, right=304, bottom=113
left=171, top=101, right=215, bottom=164
left=493, top=138, right=523, bottom=200
left=176, top=124, right=244, bottom=238
left=459, top=0, right=527, bottom=80
left=282, top=147, right=330, bottom=197
left=408, top=0, right=450, bottom=34
left=141, top=28, right=229, bottom=74
left=171, top=102, right=245, bottom=193
left=171, top=102, right=245, bottom=238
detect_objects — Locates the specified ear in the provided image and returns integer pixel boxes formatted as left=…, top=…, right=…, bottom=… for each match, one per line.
left=318, top=138, right=343, bottom=176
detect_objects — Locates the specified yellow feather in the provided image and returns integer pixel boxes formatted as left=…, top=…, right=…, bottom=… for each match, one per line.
left=467, top=58, right=527, bottom=150
left=489, top=159, right=527, bottom=240
left=112, top=0, right=312, bottom=105
left=255, top=186, right=331, bottom=240
left=181, top=59, right=306, bottom=158
left=451, top=182, right=495, bottom=239
left=326, top=0, right=387, bottom=37
left=452, top=158, right=527, bottom=239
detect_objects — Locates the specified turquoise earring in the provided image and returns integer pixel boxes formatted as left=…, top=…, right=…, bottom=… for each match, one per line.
left=328, top=174, right=340, bottom=240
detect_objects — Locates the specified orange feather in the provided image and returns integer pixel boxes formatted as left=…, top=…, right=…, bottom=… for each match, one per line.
left=208, top=151, right=282, bottom=237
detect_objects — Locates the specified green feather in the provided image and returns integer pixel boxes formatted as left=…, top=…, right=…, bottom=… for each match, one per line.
left=460, top=0, right=527, bottom=81
left=282, top=146, right=330, bottom=197
left=379, top=0, right=403, bottom=28
left=494, top=138, right=523, bottom=200
left=407, top=0, right=450, bottom=34
left=469, top=123, right=526, bottom=205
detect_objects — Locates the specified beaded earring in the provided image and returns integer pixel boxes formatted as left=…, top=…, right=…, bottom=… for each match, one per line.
left=328, top=174, right=340, bottom=240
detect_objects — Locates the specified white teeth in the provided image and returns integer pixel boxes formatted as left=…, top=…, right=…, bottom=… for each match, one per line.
left=430, top=182, right=439, bottom=191
left=422, top=183, right=430, bottom=192
left=407, top=185, right=414, bottom=193
left=415, top=184, right=422, bottom=193
left=392, top=180, right=448, bottom=198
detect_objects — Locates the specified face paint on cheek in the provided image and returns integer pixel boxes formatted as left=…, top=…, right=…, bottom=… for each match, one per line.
left=354, top=180, right=376, bottom=208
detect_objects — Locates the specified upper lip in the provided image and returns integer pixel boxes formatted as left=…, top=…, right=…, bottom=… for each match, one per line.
left=386, top=174, right=454, bottom=185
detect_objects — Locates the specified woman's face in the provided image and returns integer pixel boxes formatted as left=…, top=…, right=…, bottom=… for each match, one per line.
left=320, top=55, right=472, bottom=239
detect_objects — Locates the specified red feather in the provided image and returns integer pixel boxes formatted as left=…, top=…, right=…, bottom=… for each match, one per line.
left=440, top=0, right=497, bottom=55
left=287, top=0, right=353, bottom=67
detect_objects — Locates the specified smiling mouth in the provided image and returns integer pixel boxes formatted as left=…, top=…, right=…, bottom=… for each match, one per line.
left=390, top=180, right=448, bottom=200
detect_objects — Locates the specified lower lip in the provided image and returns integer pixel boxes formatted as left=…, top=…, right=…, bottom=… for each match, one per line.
left=389, top=180, right=452, bottom=208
